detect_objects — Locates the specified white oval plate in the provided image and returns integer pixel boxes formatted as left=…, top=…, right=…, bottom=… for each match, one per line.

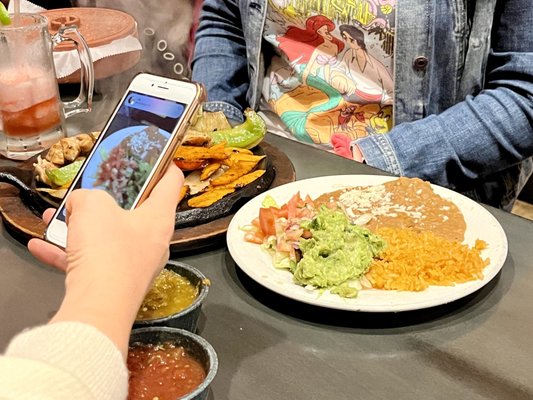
left=226, top=175, right=508, bottom=312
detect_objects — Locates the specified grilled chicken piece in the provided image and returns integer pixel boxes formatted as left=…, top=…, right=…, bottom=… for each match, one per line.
left=45, top=141, right=65, bottom=165
left=45, top=133, right=97, bottom=165
left=76, top=133, right=96, bottom=154
left=61, top=137, right=81, bottom=162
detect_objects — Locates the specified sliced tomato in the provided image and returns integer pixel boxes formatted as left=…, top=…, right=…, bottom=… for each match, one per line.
left=285, top=192, right=317, bottom=219
left=287, top=192, right=301, bottom=219
left=251, top=217, right=261, bottom=228
left=266, top=206, right=287, bottom=220
left=259, top=207, right=277, bottom=237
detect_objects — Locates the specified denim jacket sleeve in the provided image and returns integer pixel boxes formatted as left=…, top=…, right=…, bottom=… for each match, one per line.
left=357, top=0, right=533, bottom=193
left=191, top=0, right=249, bottom=122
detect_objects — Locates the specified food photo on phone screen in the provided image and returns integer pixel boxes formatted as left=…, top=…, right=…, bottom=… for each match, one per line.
left=60, top=92, right=186, bottom=218
left=45, top=73, right=204, bottom=249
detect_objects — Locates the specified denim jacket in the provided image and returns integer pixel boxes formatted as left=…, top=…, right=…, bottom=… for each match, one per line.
left=192, top=0, right=533, bottom=210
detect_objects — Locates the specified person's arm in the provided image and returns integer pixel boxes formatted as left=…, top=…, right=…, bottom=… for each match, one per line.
left=1, top=323, right=127, bottom=400
left=356, top=0, right=533, bottom=191
left=191, top=0, right=249, bottom=122
left=0, top=164, right=183, bottom=399
left=34, top=164, right=183, bottom=357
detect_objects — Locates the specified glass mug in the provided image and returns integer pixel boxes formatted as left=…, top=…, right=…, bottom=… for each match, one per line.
left=0, top=14, right=94, bottom=160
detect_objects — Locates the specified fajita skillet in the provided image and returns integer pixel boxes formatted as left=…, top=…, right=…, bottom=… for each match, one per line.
left=0, top=145, right=276, bottom=229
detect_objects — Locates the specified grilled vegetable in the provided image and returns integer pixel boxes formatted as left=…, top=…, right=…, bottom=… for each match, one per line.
left=45, top=160, right=84, bottom=187
left=188, top=187, right=236, bottom=208
left=208, top=109, right=266, bottom=149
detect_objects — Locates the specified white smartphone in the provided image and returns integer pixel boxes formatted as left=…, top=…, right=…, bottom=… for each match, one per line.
left=45, top=73, right=205, bottom=248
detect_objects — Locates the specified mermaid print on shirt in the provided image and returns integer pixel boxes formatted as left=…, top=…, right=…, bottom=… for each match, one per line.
left=262, top=0, right=396, bottom=153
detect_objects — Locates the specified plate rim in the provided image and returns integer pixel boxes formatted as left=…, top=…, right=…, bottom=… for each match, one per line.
left=226, top=174, right=508, bottom=312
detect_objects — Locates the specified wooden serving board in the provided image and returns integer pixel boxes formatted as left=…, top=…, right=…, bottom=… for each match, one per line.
left=0, top=141, right=295, bottom=253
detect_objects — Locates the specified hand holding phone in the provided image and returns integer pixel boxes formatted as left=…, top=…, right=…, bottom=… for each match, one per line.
left=28, top=163, right=184, bottom=356
left=45, top=73, right=204, bottom=248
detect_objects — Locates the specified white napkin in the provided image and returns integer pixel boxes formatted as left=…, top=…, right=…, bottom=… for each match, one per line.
left=53, top=35, right=142, bottom=78
left=9, top=0, right=142, bottom=79
left=7, top=0, right=44, bottom=13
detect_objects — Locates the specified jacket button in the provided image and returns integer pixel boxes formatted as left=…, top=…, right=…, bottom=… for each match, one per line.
left=413, top=56, right=428, bottom=71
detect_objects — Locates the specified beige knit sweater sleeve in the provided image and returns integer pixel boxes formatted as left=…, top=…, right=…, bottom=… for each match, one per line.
left=0, top=322, right=128, bottom=399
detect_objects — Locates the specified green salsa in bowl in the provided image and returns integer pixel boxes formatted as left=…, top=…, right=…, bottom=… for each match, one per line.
left=134, top=261, right=210, bottom=332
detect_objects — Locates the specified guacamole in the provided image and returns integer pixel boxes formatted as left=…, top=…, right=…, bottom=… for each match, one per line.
left=292, top=206, right=386, bottom=298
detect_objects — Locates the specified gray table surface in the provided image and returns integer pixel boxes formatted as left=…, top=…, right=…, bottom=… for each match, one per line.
left=1, top=104, right=533, bottom=399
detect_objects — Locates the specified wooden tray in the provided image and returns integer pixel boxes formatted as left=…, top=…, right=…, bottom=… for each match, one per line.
left=0, top=141, right=295, bottom=253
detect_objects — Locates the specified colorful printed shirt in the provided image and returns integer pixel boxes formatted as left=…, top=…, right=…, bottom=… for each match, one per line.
left=261, top=0, right=396, bottom=152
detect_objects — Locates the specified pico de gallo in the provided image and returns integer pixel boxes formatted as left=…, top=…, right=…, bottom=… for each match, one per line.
left=243, top=192, right=386, bottom=298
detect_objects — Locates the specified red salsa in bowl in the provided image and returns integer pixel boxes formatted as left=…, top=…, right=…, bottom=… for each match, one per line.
left=127, top=342, right=206, bottom=399
left=128, top=327, right=218, bottom=400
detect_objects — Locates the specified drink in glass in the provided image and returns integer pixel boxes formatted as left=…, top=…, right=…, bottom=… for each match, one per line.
left=0, top=67, right=63, bottom=138
left=0, top=13, right=93, bottom=160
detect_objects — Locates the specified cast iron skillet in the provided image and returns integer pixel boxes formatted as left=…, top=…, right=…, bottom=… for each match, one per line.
left=0, top=156, right=52, bottom=217
left=174, top=146, right=275, bottom=228
left=0, top=145, right=276, bottom=229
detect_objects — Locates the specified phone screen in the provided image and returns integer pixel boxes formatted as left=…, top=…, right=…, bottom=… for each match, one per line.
left=56, top=91, right=186, bottom=222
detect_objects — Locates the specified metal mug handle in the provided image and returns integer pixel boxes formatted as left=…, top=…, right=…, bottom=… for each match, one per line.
left=51, top=25, right=94, bottom=118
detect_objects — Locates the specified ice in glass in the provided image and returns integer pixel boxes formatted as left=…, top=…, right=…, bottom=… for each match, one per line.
left=0, top=13, right=93, bottom=160
left=0, top=67, right=63, bottom=138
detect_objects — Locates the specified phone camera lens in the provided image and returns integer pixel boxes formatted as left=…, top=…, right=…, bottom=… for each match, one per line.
left=128, top=97, right=135, bottom=105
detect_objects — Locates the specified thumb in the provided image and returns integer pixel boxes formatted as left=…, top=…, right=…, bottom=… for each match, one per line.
left=28, top=238, right=68, bottom=272
left=139, top=163, right=184, bottom=219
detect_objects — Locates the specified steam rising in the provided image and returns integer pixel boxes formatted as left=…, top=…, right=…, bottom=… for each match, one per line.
left=70, top=0, right=195, bottom=131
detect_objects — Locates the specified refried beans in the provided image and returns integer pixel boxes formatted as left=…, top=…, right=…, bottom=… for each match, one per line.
left=314, top=177, right=466, bottom=242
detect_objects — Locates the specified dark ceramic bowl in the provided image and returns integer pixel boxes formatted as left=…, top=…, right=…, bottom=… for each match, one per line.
left=129, top=327, right=218, bottom=400
left=134, top=261, right=210, bottom=332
